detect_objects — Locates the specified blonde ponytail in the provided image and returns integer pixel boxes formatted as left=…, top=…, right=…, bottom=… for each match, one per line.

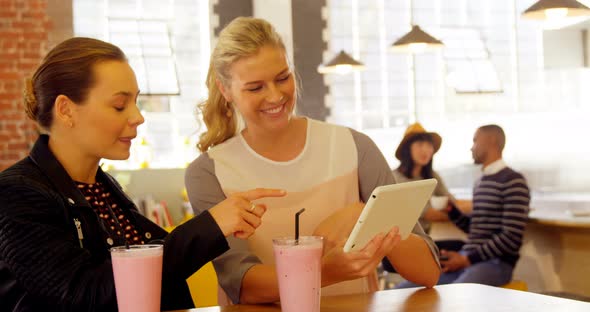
left=196, top=17, right=287, bottom=152
left=197, top=68, right=237, bottom=152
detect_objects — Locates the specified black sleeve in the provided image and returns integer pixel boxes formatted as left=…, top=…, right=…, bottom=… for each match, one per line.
left=1, top=174, right=230, bottom=311
left=156, top=210, right=229, bottom=310
left=108, top=167, right=229, bottom=309
left=448, top=204, right=471, bottom=233
left=161, top=211, right=229, bottom=280
left=0, top=177, right=117, bottom=311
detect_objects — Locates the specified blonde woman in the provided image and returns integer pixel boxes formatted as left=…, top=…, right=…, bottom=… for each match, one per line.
left=185, top=17, right=441, bottom=305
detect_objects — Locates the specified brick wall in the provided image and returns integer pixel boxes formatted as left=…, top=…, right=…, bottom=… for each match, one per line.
left=0, top=0, right=52, bottom=171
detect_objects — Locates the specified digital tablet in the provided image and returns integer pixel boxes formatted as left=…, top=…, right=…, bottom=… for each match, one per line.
left=343, top=179, right=437, bottom=253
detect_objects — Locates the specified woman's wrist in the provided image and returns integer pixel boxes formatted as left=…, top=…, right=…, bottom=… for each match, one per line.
left=445, top=201, right=456, bottom=213
left=320, top=261, right=339, bottom=287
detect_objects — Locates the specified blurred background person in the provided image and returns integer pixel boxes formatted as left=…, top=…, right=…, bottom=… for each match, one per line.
left=392, top=122, right=455, bottom=233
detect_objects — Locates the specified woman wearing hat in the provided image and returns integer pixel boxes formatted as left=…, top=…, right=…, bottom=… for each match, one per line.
left=393, top=122, right=455, bottom=233
left=381, top=122, right=460, bottom=275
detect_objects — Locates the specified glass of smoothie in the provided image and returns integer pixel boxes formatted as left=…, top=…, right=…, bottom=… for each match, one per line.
left=110, top=244, right=163, bottom=312
left=273, top=236, right=323, bottom=312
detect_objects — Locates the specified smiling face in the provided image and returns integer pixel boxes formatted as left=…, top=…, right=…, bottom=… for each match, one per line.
left=219, top=45, right=296, bottom=135
left=69, top=60, right=144, bottom=161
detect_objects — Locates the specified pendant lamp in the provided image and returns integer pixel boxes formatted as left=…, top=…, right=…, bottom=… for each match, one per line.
left=390, top=25, right=443, bottom=53
left=522, top=0, right=590, bottom=20
left=318, top=50, right=365, bottom=75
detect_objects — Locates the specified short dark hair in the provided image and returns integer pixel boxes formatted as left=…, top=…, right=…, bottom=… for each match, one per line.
left=398, top=133, right=434, bottom=179
left=478, top=124, right=505, bottom=151
left=24, top=37, right=127, bottom=130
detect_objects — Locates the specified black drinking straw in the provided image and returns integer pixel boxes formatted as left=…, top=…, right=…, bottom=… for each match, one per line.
left=295, top=208, right=305, bottom=245
left=105, top=201, right=130, bottom=249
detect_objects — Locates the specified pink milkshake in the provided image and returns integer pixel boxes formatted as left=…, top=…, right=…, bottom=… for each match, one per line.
left=110, top=244, right=163, bottom=312
left=273, top=236, right=323, bottom=312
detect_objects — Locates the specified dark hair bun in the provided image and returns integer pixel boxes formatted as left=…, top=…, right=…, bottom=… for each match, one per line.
left=23, top=78, right=38, bottom=121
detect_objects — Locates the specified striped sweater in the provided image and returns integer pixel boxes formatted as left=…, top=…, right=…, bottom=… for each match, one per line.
left=449, top=166, right=530, bottom=266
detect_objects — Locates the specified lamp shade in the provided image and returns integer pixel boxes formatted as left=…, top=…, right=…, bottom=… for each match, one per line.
left=522, top=0, right=590, bottom=20
left=390, top=25, right=443, bottom=53
left=318, top=50, right=365, bottom=74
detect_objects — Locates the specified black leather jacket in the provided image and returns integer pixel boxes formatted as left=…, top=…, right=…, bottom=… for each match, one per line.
left=0, top=135, right=228, bottom=311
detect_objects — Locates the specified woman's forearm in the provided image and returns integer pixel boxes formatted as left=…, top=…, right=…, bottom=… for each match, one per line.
left=386, top=234, right=440, bottom=287
left=423, top=207, right=450, bottom=222
left=455, top=199, right=473, bottom=213
left=239, top=264, right=280, bottom=304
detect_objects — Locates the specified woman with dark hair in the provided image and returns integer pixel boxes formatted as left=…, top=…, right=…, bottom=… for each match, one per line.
left=0, top=37, right=285, bottom=311
left=393, top=122, right=454, bottom=233
left=381, top=123, right=460, bottom=275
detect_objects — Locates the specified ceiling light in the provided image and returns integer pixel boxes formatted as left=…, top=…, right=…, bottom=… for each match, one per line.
left=318, top=50, right=365, bottom=75
left=390, top=25, right=444, bottom=53
left=522, top=0, right=590, bottom=20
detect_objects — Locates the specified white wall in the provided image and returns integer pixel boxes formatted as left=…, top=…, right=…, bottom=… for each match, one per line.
left=543, top=29, right=584, bottom=69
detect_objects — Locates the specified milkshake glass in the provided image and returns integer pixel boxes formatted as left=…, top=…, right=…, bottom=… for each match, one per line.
left=110, top=244, right=163, bottom=312
left=273, top=236, right=323, bottom=312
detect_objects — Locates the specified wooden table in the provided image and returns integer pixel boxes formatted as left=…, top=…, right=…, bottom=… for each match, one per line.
left=168, top=283, right=590, bottom=312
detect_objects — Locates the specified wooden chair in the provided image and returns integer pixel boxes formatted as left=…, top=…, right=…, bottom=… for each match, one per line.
left=501, top=280, right=528, bottom=291
left=186, top=262, right=219, bottom=307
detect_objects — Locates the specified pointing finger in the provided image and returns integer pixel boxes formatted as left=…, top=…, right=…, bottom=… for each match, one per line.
left=235, top=188, right=287, bottom=201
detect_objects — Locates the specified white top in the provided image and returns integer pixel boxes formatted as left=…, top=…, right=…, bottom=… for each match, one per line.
left=185, top=118, right=438, bottom=303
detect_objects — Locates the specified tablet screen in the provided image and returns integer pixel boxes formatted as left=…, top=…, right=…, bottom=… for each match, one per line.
left=343, top=179, right=437, bottom=252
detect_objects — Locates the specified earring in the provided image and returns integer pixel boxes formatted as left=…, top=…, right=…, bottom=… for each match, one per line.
left=68, top=121, right=74, bottom=128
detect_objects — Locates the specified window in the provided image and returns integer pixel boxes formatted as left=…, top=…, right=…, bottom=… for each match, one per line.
left=107, top=18, right=179, bottom=95
left=438, top=28, right=502, bottom=93
left=105, top=0, right=179, bottom=95
left=74, top=0, right=210, bottom=168
left=326, top=0, right=413, bottom=130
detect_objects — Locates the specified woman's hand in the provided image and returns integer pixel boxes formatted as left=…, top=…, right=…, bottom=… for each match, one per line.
left=209, top=188, right=286, bottom=239
left=423, top=207, right=450, bottom=222
left=321, top=227, right=401, bottom=286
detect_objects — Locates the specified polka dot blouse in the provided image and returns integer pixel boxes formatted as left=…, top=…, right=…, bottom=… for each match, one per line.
left=76, top=181, right=145, bottom=245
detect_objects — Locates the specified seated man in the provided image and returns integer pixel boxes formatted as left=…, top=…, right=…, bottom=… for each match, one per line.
left=396, top=124, right=530, bottom=287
